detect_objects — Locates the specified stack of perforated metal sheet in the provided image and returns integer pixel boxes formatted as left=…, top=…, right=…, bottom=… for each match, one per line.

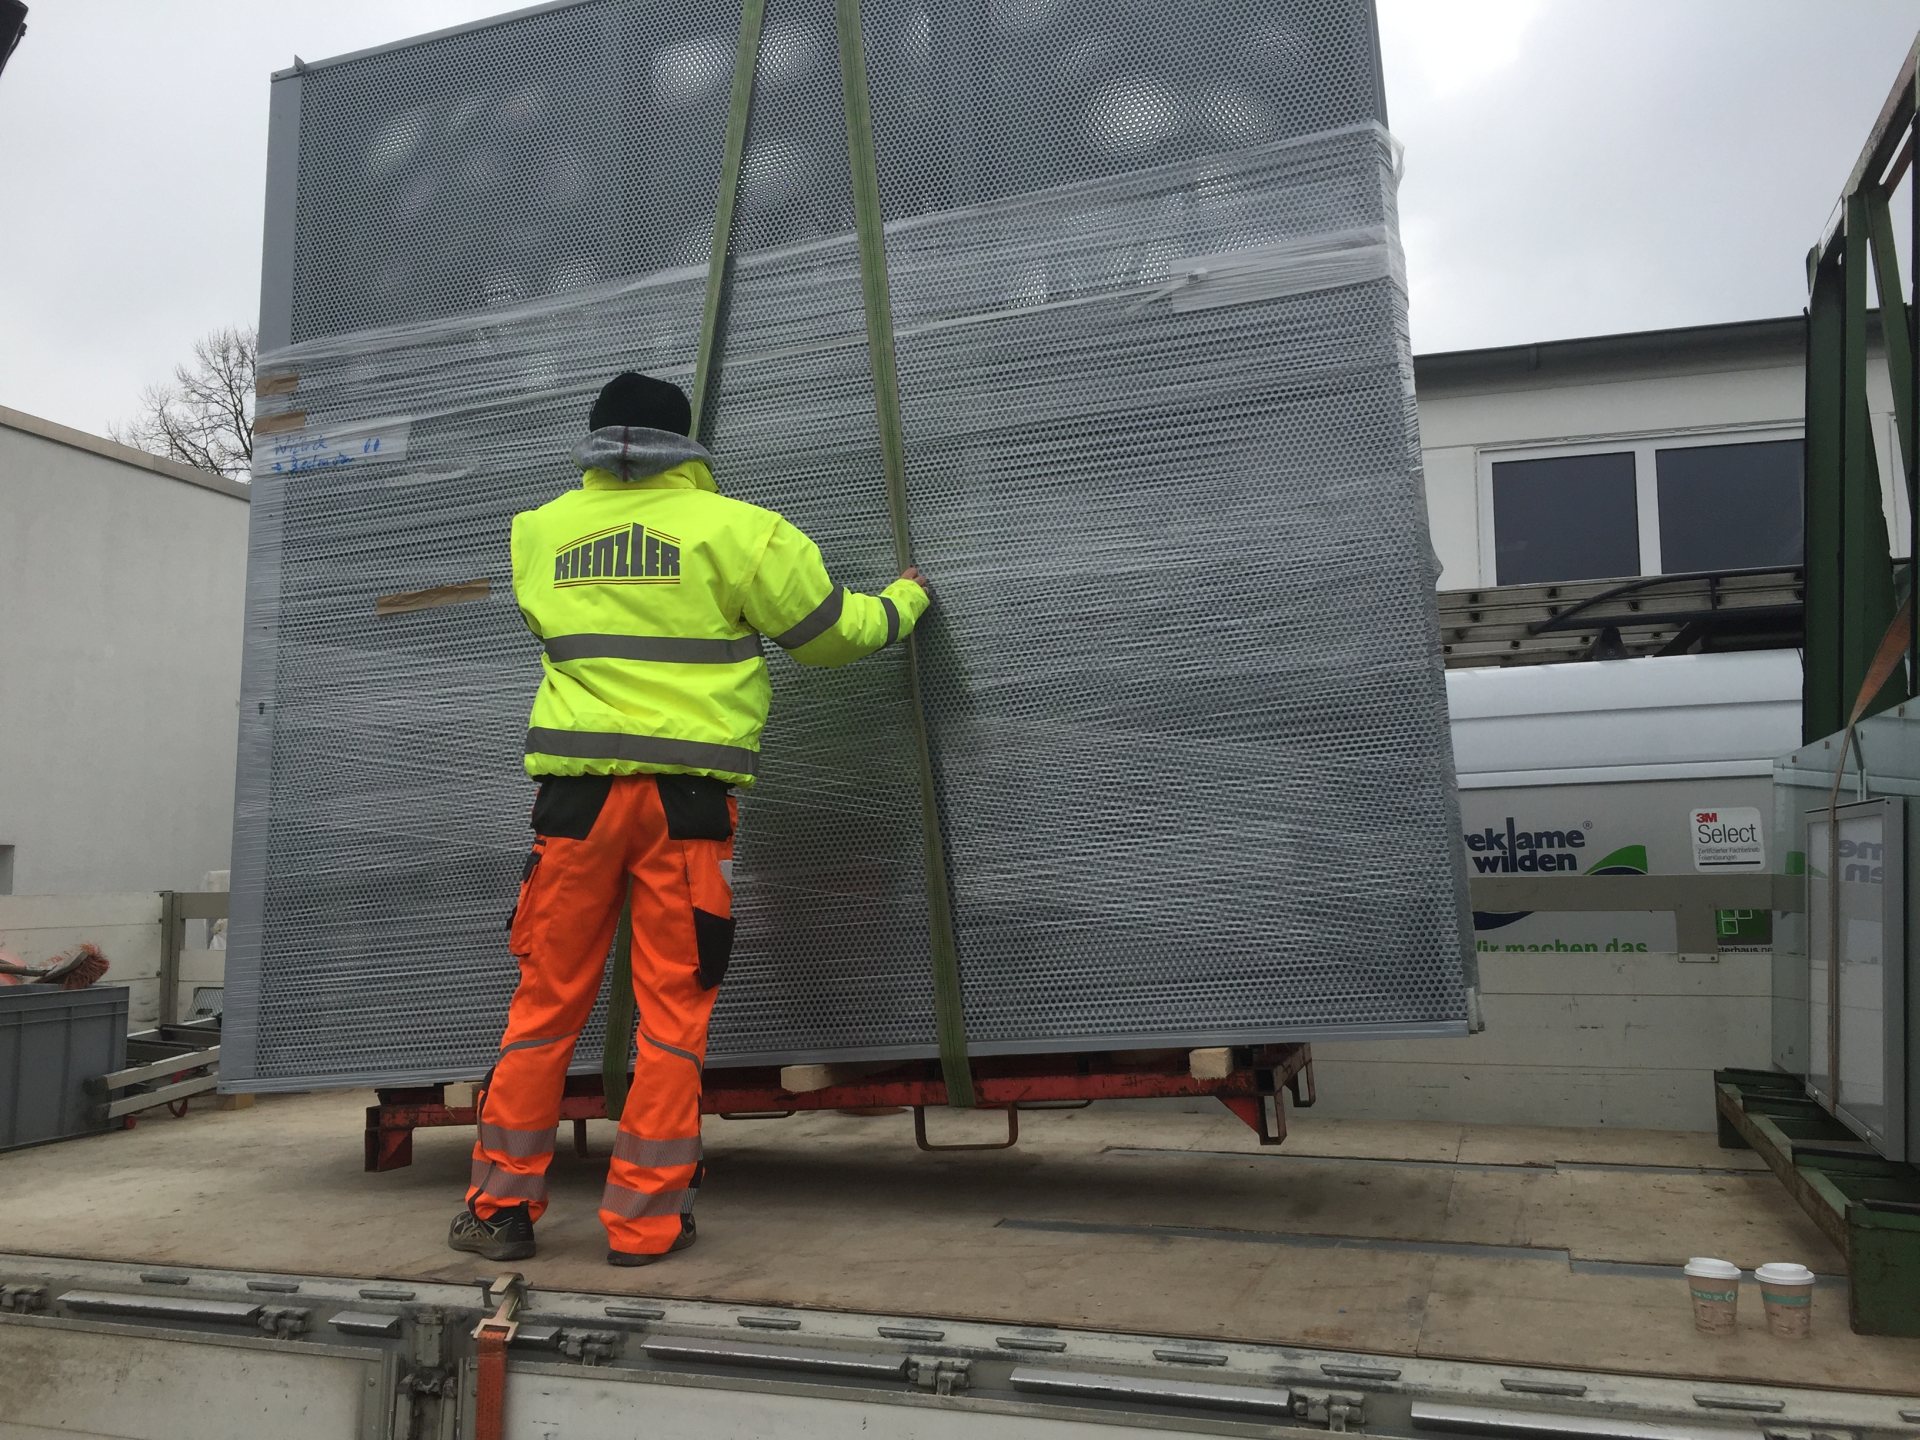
left=224, top=0, right=1474, bottom=1090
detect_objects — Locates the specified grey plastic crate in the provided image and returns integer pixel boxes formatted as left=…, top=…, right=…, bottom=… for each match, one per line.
left=0, top=986, right=128, bottom=1150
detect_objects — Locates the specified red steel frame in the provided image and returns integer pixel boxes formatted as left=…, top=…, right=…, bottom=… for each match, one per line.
left=364, top=1043, right=1315, bottom=1171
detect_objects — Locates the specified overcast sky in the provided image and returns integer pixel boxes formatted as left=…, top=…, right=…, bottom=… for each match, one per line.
left=1, top=1, right=1917, bottom=438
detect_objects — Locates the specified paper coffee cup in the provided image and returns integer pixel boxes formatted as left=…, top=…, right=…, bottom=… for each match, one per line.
left=1755, top=1262, right=1815, bottom=1338
left=1683, top=1257, right=1741, bottom=1335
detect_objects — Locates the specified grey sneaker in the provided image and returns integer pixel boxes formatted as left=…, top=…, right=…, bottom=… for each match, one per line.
left=608, top=1217, right=696, bottom=1267
left=448, top=1205, right=535, bottom=1261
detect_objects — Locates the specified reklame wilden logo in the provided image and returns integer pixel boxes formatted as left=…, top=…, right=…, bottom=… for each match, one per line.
left=1463, top=818, right=1590, bottom=874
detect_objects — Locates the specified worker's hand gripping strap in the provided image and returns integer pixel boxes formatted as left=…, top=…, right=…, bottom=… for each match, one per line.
left=836, top=0, right=976, bottom=1109
left=603, top=0, right=766, bottom=1105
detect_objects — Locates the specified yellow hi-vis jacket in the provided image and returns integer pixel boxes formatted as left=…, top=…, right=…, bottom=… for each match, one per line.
left=510, top=459, right=930, bottom=785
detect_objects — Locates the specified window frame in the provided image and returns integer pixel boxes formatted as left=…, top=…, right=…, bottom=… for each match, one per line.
left=1476, top=425, right=1805, bottom=586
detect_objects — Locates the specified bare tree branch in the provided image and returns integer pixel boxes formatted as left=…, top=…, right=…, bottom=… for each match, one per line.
left=112, top=325, right=256, bottom=481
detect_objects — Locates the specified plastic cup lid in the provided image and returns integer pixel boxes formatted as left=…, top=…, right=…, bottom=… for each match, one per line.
left=1684, top=1257, right=1741, bottom=1279
left=1755, top=1262, right=1815, bottom=1286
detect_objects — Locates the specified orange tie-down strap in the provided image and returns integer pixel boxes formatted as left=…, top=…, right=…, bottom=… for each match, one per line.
left=474, top=1326, right=508, bottom=1440
left=1848, top=596, right=1914, bottom=728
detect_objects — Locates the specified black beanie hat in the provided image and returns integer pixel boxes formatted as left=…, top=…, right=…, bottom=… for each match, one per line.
left=590, top=371, right=692, bottom=437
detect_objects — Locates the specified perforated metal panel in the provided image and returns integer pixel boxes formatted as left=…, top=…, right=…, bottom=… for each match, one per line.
left=860, top=0, right=1384, bottom=216
left=288, top=1, right=741, bottom=342
left=225, top=0, right=1472, bottom=1090
left=885, top=127, right=1463, bottom=1041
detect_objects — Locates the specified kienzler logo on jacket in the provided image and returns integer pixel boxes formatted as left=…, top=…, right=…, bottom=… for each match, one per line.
left=553, top=521, right=683, bottom=586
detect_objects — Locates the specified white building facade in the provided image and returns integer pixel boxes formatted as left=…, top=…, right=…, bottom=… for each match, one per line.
left=1415, top=315, right=1899, bottom=592
left=0, top=406, right=249, bottom=895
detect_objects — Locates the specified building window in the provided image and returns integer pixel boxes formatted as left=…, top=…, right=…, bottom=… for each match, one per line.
left=1655, top=439, right=1804, bottom=572
left=1483, top=431, right=1803, bottom=585
left=1491, top=452, right=1639, bottom=585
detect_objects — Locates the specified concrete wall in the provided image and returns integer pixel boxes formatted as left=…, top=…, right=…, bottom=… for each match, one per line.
left=1309, top=949, right=1771, bottom=1132
left=1416, top=338, right=1899, bottom=589
left=0, top=409, right=248, bottom=895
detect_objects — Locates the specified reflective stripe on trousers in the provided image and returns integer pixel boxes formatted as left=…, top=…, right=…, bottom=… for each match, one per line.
left=612, top=1131, right=701, bottom=1168
left=477, top=1122, right=554, bottom=1159
left=470, top=1160, right=549, bottom=1204
left=601, top=1177, right=700, bottom=1220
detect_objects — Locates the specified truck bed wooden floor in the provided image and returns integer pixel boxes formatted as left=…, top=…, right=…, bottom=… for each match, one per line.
left=6, top=1093, right=1915, bottom=1394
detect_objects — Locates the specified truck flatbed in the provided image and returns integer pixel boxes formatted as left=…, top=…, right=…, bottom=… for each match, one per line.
left=5, top=1093, right=1916, bottom=1397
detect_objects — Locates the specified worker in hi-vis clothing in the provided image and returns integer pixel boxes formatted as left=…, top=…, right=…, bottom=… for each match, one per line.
left=451, top=371, right=931, bottom=1266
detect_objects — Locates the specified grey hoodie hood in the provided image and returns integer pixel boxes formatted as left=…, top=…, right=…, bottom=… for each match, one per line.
left=572, top=426, right=716, bottom=489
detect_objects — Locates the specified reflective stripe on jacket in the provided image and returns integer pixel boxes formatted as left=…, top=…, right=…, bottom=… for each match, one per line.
left=510, top=460, right=929, bottom=784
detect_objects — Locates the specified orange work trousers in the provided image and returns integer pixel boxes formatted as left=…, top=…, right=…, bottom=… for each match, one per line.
left=467, top=772, right=735, bottom=1257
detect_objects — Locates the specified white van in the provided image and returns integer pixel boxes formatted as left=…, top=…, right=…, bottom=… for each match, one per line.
left=1313, top=649, right=1800, bottom=1131
left=1449, top=648, right=1799, bottom=954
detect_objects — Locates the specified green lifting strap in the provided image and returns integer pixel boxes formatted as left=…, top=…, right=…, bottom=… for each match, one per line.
left=690, top=0, right=767, bottom=443
left=606, top=0, right=766, bottom=1108
left=835, top=0, right=977, bottom=1109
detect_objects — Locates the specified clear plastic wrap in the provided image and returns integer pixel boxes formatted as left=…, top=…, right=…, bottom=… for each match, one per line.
left=225, top=0, right=1474, bottom=1090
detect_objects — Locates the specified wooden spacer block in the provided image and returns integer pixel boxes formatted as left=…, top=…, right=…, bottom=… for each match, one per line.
left=779, top=1061, right=900, bottom=1094
left=1188, top=1047, right=1233, bottom=1081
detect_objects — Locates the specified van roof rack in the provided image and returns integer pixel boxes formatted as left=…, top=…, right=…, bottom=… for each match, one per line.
left=1439, top=565, right=1808, bottom=667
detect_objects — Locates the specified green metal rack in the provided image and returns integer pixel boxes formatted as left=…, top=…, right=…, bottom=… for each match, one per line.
left=1720, top=32, right=1920, bottom=1340
left=1802, top=35, right=1920, bottom=742
left=1715, top=1069, right=1920, bottom=1337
